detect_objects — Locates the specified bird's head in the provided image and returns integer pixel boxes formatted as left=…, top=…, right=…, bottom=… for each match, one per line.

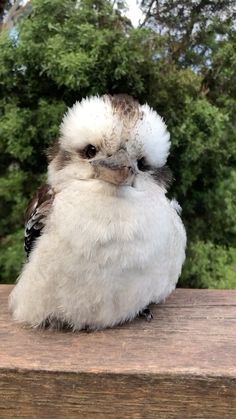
left=48, top=94, right=171, bottom=190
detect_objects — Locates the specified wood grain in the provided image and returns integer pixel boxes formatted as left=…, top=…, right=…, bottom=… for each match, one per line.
left=0, top=285, right=236, bottom=418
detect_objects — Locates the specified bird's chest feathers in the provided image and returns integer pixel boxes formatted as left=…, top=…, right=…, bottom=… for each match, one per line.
left=48, top=182, right=161, bottom=268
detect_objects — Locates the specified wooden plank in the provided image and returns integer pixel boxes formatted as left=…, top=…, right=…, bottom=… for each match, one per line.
left=163, top=288, right=236, bottom=307
left=0, top=285, right=236, bottom=418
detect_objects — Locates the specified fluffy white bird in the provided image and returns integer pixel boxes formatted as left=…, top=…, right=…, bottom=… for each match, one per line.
left=9, top=94, right=186, bottom=330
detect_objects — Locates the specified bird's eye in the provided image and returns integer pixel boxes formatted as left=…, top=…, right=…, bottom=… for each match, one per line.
left=137, top=157, right=148, bottom=171
left=84, top=144, right=97, bottom=159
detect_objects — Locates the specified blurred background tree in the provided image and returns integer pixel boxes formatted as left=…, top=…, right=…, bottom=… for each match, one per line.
left=0, top=0, right=235, bottom=287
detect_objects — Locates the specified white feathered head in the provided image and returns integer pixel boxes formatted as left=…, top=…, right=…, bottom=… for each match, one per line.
left=48, top=94, right=171, bottom=188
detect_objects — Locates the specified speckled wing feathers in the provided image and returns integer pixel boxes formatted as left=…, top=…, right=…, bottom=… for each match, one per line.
left=24, top=185, right=54, bottom=256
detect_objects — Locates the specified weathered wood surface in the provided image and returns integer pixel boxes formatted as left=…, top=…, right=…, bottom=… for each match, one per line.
left=0, top=285, right=236, bottom=418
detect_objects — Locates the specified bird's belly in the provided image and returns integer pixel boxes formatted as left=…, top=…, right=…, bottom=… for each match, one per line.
left=12, top=185, right=185, bottom=330
left=40, top=187, right=185, bottom=328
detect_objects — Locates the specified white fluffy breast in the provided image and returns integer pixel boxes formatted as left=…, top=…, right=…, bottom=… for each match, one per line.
left=39, top=179, right=185, bottom=326
left=9, top=177, right=186, bottom=330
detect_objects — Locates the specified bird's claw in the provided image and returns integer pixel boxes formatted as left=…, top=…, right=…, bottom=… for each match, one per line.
left=139, top=307, right=153, bottom=322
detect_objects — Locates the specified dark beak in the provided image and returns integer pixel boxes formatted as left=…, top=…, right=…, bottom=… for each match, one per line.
left=91, top=150, right=135, bottom=185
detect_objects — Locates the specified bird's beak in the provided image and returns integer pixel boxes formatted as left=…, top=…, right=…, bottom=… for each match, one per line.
left=91, top=149, right=135, bottom=186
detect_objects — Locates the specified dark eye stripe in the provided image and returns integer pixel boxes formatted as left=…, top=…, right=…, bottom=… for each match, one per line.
left=151, top=166, right=173, bottom=189
left=137, top=158, right=173, bottom=189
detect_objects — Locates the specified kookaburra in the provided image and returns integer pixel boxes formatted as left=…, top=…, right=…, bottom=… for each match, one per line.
left=9, top=94, right=186, bottom=330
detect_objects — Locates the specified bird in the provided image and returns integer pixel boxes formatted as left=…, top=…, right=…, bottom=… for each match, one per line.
left=9, top=94, right=186, bottom=331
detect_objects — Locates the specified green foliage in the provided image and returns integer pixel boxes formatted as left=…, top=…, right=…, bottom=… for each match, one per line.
left=0, top=0, right=235, bottom=288
left=180, top=241, right=236, bottom=289
left=0, top=229, right=25, bottom=283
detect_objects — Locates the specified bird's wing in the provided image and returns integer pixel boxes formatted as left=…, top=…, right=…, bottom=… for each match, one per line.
left=24, top=184, right=55, bottom=256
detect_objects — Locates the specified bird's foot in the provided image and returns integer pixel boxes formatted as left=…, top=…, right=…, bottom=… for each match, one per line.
left=43, top=317, right=72, bottom=331
left=139, top=307, right=153, bottom=322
